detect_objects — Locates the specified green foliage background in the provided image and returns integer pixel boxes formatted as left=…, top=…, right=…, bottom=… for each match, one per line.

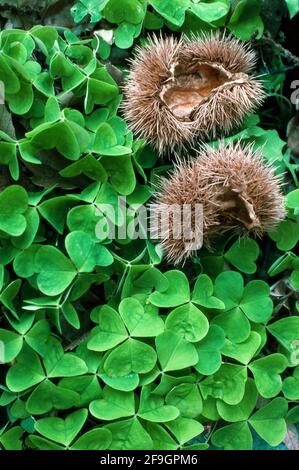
left=0, top=0, right=299, bottom=451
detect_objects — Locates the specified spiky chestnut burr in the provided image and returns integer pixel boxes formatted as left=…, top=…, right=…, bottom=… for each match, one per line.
left=123, top=34, right=265, bottom=154
left=150, top=142, right=286, bottom=264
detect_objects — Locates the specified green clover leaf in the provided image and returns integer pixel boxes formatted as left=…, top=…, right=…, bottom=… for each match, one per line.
left=282, top=366, right=299, bottom=400
left=35, top=409, right=88, bottom=447
left=149, top=270, right=190, bottom=307
left=43, top=337, right=88, bottom=378
left=0, top=186, right=28, bottom=236
left=165, top=417, right=204, bottom=447
left=104, top=338, right=157, bottom=376
left=199, top=364, right=247, bottom=405
left=90, top=386, right=135, bottom=420
left=267, top=317, right=299, bottom=352
left=216, top=379, right=258, bottom=423
left=249, top=354, right=289, bottom=398
left=221, top=332, right=261, bottom=365
left=119, top=297, right=164, bottom=337
left=138, top=385, right=180, bottom=422
left=155, top=330, right=198, bottom=372
left=65, top=230, right=113, bottom=271
left=224, top=238, right=259, bottom=274
left=213, top=271, right=273, bottom=342
left=105, top=417, right=153, bottom=450
left=35, top=246, right=77, bottom=296
left=248, top=398, right=288, bottom=447
left=212, top=422, right=253, bottom=450
left=165, top=303, right=209, bottom=342
left=70, top=428, right=112, bottom=451
left=165, top=383, right=202, bottom=419
left=6, top=345, right=45, bottom=392
left=88, top=305, right=128, bottom=352
left=195, top=325, right=225, bottom=375
left=26, top=380, right=80, bottom=415
left=191, top=274, right=225, bottom=309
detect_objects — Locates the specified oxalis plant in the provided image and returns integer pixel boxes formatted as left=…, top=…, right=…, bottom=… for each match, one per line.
left=0, top=0, right=299, bottom=452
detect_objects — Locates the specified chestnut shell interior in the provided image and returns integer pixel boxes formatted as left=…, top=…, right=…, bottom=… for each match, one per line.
left=160, top=63, right=231, bottom=120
